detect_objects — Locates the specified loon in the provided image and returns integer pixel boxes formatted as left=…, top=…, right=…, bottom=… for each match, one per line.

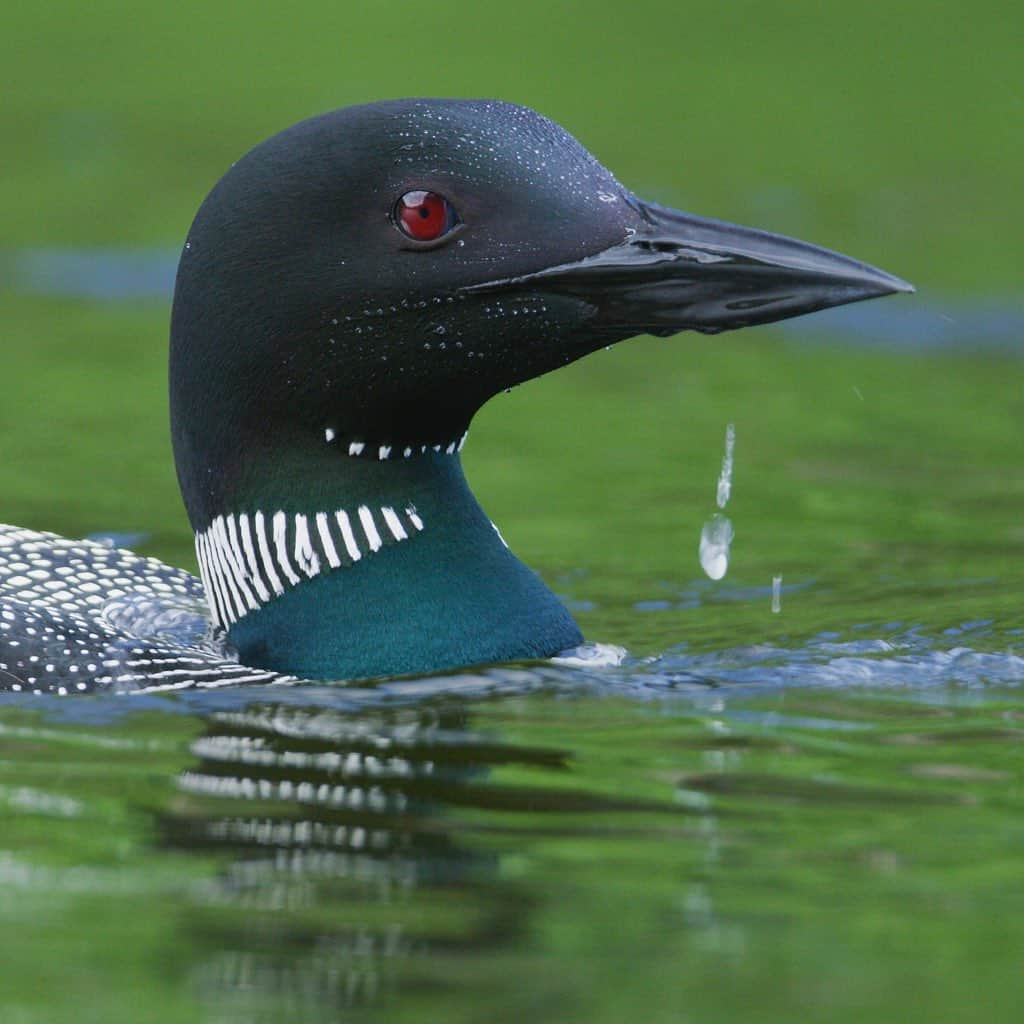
left=0, top=99, right=912, bottom=694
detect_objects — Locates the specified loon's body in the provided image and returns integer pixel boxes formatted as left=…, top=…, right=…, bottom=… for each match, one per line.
left=0, top=99, right=911, bottom=693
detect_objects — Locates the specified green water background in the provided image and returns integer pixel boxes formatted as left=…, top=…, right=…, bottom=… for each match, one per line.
left=1, top=2, right=1022, bottom=1021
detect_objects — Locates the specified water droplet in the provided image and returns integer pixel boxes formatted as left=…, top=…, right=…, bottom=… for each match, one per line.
left=699, top=514, right=734, bottom=581
left=771, top=574, right=783, bottom=613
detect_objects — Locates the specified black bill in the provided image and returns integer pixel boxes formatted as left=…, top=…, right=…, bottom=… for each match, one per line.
left=464, top=198, right=913, bottom=335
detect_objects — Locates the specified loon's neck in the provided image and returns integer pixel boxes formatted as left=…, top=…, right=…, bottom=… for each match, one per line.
left=194, top=447, right=582, bottom=679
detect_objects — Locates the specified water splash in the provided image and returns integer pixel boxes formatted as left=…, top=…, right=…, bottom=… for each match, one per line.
left=771, top=574, right=783, bottom=613
left=699, top=424, right=735, bottom=580
left=552, top=643, right=628, bottom=668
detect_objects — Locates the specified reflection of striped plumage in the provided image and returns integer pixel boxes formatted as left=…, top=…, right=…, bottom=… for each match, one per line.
left=167, top=703, right=514, bottom=1012
left=195, top=506, right=426, bottom=629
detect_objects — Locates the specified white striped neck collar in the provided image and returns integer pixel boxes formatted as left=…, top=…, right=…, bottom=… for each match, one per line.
left=194, top=503, right=425, bottom=631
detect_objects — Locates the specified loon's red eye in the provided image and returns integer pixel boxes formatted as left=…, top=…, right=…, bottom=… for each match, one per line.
left=394, top=190, right=458, bottom=242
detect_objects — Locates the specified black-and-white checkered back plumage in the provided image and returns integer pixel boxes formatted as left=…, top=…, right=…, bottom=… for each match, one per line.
left=0, top=525, right=290, bottom=694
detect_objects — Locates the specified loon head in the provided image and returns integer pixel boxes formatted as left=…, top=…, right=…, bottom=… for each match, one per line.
left=169, top=98, right=911, bottom=680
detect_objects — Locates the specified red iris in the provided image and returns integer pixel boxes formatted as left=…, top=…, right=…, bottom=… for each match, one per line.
left=395, top=190, right=456, bottom=242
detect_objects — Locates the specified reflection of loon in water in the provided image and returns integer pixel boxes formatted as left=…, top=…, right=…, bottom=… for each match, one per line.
left=161, top=702, right=576, bottom=1014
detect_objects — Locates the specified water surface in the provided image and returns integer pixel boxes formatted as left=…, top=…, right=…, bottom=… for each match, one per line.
left=1, top=644, right=1022, bottom=1024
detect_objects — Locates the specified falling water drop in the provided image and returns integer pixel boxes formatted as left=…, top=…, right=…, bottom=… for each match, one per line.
left=699, top=424, right=736, bottom=580
left=699, top=514, right=734, bottom=581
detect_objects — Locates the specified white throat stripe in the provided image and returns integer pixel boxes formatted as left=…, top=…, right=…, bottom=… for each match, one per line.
left=195, top=504, right=426, bottom=629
